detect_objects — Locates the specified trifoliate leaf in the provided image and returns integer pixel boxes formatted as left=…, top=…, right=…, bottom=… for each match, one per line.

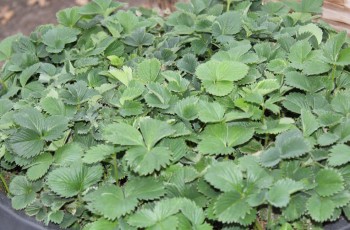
left=9, top=176, right=42, bottom=210
left=103, top=123, right=143, bottom=146
left=307, top=195, right=335, bottom=222
left=85, top=185, right=138, bottom=220
left=267, top=179, right=304, bottom=207
left=60, top=81, right=98, bottom=105
left=195, top=60, right=249, bottom=96
left=198, top=123, right=254, bottom=155
left=47, top=163, right=103, bottom=197
left=139, top=118, right=175, bottom=149
left=328, top=144, right=350, bottom=166
left=204, top=162, right=243, bottom=192
left=125, top=146, right=172, bottom=175
left=42, top=27, right=80, bottom=53
left=315, top=169, right=344, bottom=197
left=26, top=153, right=53, bottom=181
left=124, top=28, right=155, bottom=47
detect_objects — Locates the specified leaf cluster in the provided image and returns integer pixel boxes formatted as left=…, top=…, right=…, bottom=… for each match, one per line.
left=1, top=0, right=350, bottom=229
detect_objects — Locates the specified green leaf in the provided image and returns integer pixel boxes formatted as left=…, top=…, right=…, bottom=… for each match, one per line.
left=42, top=27, right=80, bottom=53
left=337, top=47, right=350, bottom=66
left=198, top=123, right=254, bottom=155
left=307, top=195, right=335, bottom=222
left=212, top=11, right=242, bottom=37
left=47, top=163, right=103, bottom=197
left=260, top=130, right=311, bottom=167
left=54, top=142, right=83, bottom=166
left=9, top=176, right=41, bottom=210
left=145, top=83, right=172, bottom=109
left=315, top=169, right=344, bottom=197
left=214, top=191, right=251, bottom=223
left=204, top=162, right=243, bottom=192
left=103, top=123, right=143, bottom=146
left=299, top=24, right=323, bottom=44
left=9, top=128, right=45, bottom=158
left=0, top=34, right=19, bottom=61
left=288, top=40, right=312, bottom=69
left=85, top=185, right=138, bottom=220
left=136, top=58, right=161, bottom=84
left=174, top=97, right=199, bottom=121
left=56, top=7, right=81, bottom=27
left=108, top=66, right=133, bottom=86
left=26, top=153, right=53, bottom=181
left=197, top=101, right=225, bottom=123
left=139, top=118, right=175, bottom=149
left=60, top=81, right=98, bottom=105
left=124, top=28, right=155, bottom=47
left=83, top=144, right=116, bottom=164
left=283, top=194, right=308, bottom=221
left=125, top=146, right=172, bottom=175
left=19, top=63, right=40, bottom=87
left=301, top=109, right=319, bottom=136
left=267, top=179, right=304, bottom=208
left=124, top=177, right=165, bottom=200
left=253, top=79, right=280, bottom=95
left=195, top=60, right=249, bottom=96
left=328, top=144, right=350, bottom=166
left=322, top=31, right=346, bottom=64
left=83, top=219, right=118, bottom=230
left=180, top=199, right=205, bottom=226
left=128, top=198, right=182, bottom=229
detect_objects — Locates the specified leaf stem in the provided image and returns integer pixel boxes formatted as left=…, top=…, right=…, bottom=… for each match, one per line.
left=267, top=204, right=272, bottom=225
left=226, top=0, right=232, bottom=12
left=112, top=154, right=118, bottom=185
left=254, top=219, right=264, bottom=230
left=0, top=172, right=9, bottom=194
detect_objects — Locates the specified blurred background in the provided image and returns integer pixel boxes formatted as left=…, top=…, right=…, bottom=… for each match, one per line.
left=0, top=0, right=183, bottom=40
left=0, top=0, right=350, bottom=40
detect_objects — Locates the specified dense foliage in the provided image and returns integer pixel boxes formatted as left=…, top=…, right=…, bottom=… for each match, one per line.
left=1, top=0, right=350, bottom=229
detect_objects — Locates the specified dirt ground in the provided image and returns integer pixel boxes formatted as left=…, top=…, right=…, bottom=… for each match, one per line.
left=0, top=0, right=154, bottom=41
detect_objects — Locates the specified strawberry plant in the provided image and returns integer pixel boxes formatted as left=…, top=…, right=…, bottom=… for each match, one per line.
left=1, top=0, right=350, bottom=229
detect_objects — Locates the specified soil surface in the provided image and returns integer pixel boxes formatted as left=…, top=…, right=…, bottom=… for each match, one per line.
left=0, top=0, right=152, bottom=41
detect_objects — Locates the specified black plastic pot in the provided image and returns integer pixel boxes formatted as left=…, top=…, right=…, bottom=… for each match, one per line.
left=0, top=191, right=350, bottom=230
left=0, top=192, right=59, bottom=230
